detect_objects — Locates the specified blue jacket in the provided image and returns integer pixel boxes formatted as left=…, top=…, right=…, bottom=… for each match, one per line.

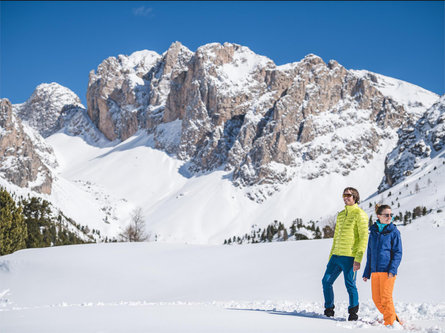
left=363, top=222, right=402, bottom=279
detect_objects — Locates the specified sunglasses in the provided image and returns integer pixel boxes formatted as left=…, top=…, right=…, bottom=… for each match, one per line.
left=379, top=213, right=394, bottom=218
left=342, top=193, right=353, bottom=198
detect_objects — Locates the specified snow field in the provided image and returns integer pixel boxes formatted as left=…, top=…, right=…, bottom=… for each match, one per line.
left=44, top=129, right=403, bottom=243
left=1, top=214, right=444, bottom=332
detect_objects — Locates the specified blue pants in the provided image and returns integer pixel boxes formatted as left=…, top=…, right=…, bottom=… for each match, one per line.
left=322, top=255, right=358, bottom=309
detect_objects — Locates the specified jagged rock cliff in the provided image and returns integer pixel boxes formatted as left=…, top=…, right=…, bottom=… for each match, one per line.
left=0, top=99, right=54, bottom=194
left=86, top=42, right=438, bottom=200
left=379, top=95, right=445, bottom=191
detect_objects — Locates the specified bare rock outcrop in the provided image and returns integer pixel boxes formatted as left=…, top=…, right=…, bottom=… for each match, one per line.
left=87, top=44, right=194, bottom=142
left=13, top=82, right=84, bottom=138
left=379, top=95, right=445, bottom=191
left=0, top=99, right=53, bottom=194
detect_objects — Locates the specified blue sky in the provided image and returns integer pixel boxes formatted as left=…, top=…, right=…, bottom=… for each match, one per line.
left=1, top=1, right=444, bottom=106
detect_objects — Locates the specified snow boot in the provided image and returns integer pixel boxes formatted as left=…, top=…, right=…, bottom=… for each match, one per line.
left=348, top=305, right=359, bottom=321
left=324, top=306, right=335, bottom=317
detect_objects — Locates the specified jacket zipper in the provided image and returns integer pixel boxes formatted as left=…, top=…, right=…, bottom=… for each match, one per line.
left=375, top=231, right=381, bottom=270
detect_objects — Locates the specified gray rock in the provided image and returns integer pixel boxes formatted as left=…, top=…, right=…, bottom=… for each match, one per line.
left=0, top=99, right=53, bottom=194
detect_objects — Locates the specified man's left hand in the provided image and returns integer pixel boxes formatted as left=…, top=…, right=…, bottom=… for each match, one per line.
left=353, top=261, right=360, bottom=272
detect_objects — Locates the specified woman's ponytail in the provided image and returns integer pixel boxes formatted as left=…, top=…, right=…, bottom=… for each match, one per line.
left=375, top=204, right=391, bottom=215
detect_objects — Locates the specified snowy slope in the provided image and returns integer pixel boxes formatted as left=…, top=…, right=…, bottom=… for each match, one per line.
left=42, top=129, right=400, bottom=244
left=350, top=70, right=438, bottom=118
left=28, top=99, right=442, bottom=244
left=0, top=212, right=444, bottom=332
left=3, top=101, right=444, bottom=245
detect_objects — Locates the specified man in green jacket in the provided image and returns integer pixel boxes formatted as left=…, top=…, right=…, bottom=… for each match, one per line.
left=322, top=187, right=369, bottom=321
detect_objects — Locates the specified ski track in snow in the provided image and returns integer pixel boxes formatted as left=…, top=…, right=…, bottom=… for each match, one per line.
left=1, top=297, right=443, bottom=332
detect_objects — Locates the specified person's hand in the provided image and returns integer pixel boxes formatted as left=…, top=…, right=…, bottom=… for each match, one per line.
left=353, top=261, right=360, bottom=272
left=363, top=277, right=368, bottom=282
left=388, top=273, right=394, bottom=278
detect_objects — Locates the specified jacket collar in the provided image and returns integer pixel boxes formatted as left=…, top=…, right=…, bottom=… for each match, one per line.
left=370, top=221, right=395, bottom=234
left=344, top=203, right=358, bottom=212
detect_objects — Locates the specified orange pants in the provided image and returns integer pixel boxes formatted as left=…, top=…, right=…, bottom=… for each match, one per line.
left=371, top=272, right=398, bottom=325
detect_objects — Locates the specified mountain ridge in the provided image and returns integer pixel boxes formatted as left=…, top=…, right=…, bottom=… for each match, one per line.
left=0, top=41, right=443, bottom=242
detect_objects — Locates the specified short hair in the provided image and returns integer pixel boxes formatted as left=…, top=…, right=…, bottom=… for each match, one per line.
left=375, top=204, right=391, bottom=215
left=343, top=187, right=360, bottom=204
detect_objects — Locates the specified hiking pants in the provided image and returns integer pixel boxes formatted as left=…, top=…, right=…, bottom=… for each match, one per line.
left=322, top=255, right=358, bottom=309
left=371, top=272, right=397, bottom=325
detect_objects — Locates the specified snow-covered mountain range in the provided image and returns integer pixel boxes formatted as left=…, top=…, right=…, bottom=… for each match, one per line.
left=0, top=42, right=443, bottom=243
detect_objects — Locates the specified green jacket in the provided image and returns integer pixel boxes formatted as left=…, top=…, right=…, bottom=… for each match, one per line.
left=329, top=203, right=369, bottom=263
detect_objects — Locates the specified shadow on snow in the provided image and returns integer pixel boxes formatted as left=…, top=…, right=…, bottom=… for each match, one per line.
left=227, top=308, right=346, bottom=322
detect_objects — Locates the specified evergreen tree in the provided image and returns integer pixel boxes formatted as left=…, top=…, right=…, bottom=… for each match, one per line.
left=294, top=233, right=308, bottom=241
left=266, top=226, right=273, bottom=242
left=22, top=197, right=53, bottom=248
left=0, top=187, right=27, bottom=256
left=290, top=222, right=296, bottom=236
left=260, top=230, right=266, bottom=242
left=413, top=206, right=422, bottom=219
left=283, top=229, right=289, bottom=241
left=314, top=226, right=322, bottom=239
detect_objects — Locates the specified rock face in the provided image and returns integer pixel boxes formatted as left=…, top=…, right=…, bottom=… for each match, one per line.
left=86, top=42, right=438, bottom=200
left=379, top=95, right=445, bottom=191
left=14, top=83, right=84, bottom=138
left=87, top=49, right=161, bottom=141
left=0, top=99, right=53, bottom=194
left=14, top=82, right=109, bottom=146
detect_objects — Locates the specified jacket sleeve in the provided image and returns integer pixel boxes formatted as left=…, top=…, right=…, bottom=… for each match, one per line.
left=389, top=230, right=403, bottom=275
left=362, top=235, right=372, bottom=279
left=353, top=209, right=369, bottom=263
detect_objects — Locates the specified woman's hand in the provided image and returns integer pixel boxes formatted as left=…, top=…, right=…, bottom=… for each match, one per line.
left=363, top=277, right=368, bottom=282
left=388, top=273, right=394, bottom=278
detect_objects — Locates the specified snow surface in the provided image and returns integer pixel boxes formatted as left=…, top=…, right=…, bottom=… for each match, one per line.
left=0, top=213, right=444, bottom=332
left=350, top=70, right=438, bottom=118
left=40, top=127, right=401, bottom=243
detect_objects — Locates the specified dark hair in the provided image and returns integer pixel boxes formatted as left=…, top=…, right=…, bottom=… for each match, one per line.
left=375, top=204, right=391, bottom=215
left=343, top=187, right=360, bottom=204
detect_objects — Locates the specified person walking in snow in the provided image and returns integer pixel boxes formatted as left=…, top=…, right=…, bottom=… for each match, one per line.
left=322, top=187, right=369, bottom=321
left=363, top=204, right=403, bottom=327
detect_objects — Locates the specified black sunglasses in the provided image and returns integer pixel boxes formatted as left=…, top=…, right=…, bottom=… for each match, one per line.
left=379, top=213, right=394, bottom=218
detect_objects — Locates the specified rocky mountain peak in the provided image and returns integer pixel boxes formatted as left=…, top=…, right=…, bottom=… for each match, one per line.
left=301, top=53, right=325, bottom=66
left=161, top=42, right=193, bottom=76
left=13, top=82, right=83, bottom=138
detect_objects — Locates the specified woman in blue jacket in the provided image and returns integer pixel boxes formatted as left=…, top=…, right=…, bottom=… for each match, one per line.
left=362, top=204, right=402, bottom=327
